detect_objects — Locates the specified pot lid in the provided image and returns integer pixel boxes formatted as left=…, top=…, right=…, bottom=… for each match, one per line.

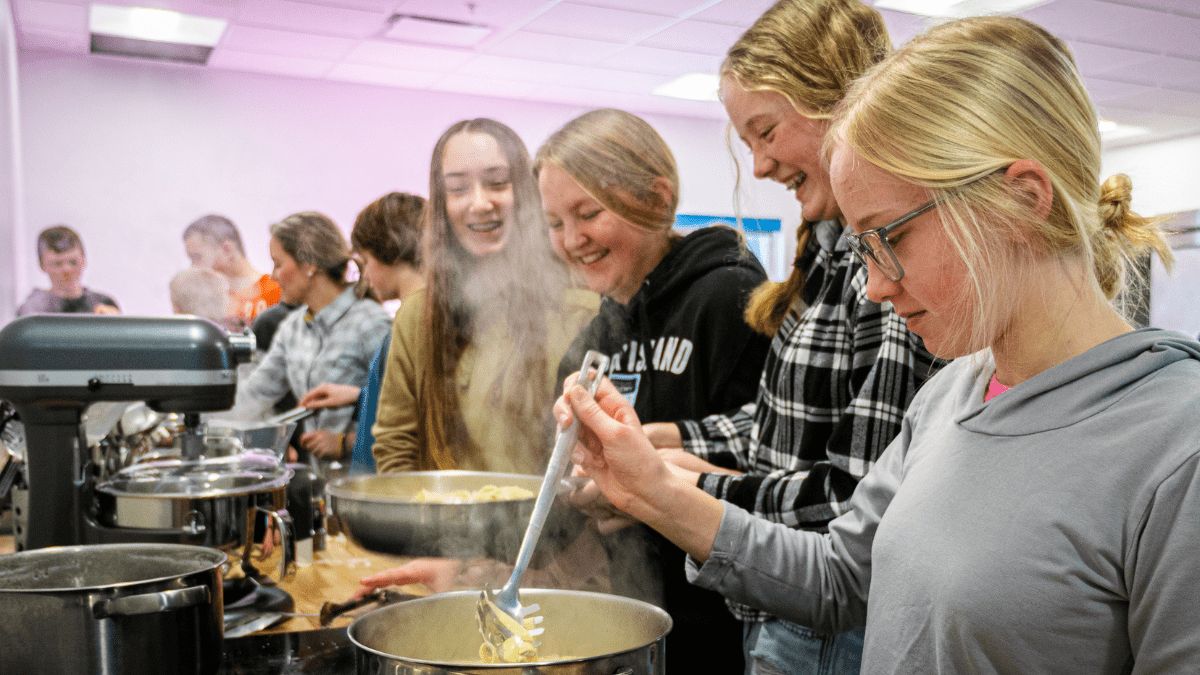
left=96, top=451, right=291, bottom=498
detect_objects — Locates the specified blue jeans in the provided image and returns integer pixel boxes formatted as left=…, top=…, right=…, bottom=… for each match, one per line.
left=743, top=619, right=864, bottom=675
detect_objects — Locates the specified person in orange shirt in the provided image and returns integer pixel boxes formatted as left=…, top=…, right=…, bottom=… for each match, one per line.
left=183, top=214, right=282, bottom=322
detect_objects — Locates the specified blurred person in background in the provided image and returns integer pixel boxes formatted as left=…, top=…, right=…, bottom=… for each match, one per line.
left=298, top=191, right=427, bottom=474
left=183, top=214, right=282, bottom=323
left=169, top=266, right=244, bottom=332
left=234, top=211, right=392, bottom=468
left=18, top=225, right=120, bottom=316
left=370, top=118, right=596, bottom=475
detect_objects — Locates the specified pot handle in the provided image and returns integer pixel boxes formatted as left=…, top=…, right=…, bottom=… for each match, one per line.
left=92, top=584, right=210, bottom=619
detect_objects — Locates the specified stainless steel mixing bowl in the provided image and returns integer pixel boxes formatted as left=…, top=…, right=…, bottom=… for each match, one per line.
left=326, top=471, right=547, bottom=561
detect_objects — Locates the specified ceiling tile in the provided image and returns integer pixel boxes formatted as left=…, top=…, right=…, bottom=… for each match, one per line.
left=1067, top=41, right=1159, bottom=80
left=325, top=61, right=442, bottom=88
left=14, top=0, right=85, bottom=32
left=599, top=44, right=722, bottom=76
left=140, top=0, right=247, bottom=21
left=236, top=0, right=389, bottom=38
left=453, top=53, right=582, bottom=84
left=343, top=39, right=474, bottom=70
left=1104, top=86, right=1200, bottom=117
left=393, top=0, right=551, bottom=30
left=638, top=19, right=745, bottom=56
left=430, top=72, right=538, bottom=98
left=571, top=67, right=671, bottom=94
left=15, top=26, right=89, bottom=53
left=221, top=25, right=358, bottom=60
left=579, top=0, right=711, bottom=17
left=522, top=3, right=677, bottom=43
left=692, top=0, right=778, bottom=27
left=486, top=30, right=624, bottom=66
left=1134, top=55, right=1200, bottom=89
left=208, top=48, right=334, bottom=77
left=1082, top=76, right=1158, bottom=103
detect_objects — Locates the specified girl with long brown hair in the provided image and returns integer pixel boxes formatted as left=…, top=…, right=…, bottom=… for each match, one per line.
left=371, top=119, right=595, bottom=474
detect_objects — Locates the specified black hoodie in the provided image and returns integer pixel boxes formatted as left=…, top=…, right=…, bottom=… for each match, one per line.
left=557, top=225, right=770, bottom=424
left=557, top=225, right=771, bottom=674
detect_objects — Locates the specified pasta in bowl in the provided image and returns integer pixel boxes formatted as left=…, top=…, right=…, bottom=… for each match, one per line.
left=326, top=471, right=555, bottom=561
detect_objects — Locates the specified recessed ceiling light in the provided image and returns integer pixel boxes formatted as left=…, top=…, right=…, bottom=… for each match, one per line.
left=872, top=0, right=1050, bottom=17
left=384, top=14, right=492, bottom=48
left=653, top=73, right=720, bottom=101
left=89, top=4, right=227, bottom=46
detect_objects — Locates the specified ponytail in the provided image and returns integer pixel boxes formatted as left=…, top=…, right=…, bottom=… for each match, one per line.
left=744, top=221, right=814, bottom=336
left=1094, top=173, right=1173, bottom=300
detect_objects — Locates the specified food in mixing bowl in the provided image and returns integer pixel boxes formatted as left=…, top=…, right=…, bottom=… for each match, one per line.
left=410, top=485, right=534, bottom=504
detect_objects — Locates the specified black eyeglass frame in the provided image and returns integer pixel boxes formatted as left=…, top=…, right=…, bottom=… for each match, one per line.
left=844, top=200, right=937, bottom=282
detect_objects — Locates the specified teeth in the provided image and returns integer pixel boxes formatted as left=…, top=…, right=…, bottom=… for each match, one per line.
left=468, top=221, right=502, bottom=233
left=787, top=174, right=806, bottom=191
left=579, top=250, right=606, bottom=264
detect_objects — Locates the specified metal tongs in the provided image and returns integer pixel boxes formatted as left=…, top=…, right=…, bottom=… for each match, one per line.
left=477, top=350, right=610, bottom=659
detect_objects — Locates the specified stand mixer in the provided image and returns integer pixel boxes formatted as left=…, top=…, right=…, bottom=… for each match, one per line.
left=0, top=314, right=260, bottom=551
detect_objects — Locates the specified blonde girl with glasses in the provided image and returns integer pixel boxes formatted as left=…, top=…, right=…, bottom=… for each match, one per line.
left=557, top=15, right=1200, bottom=675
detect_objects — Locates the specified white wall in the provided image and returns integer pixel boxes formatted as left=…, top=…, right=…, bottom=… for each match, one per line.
left=0, top=0, right=23, bottom=324
left=16, top=50, right=799, bottom=317
left=1102, top=134, right=1200, bottom=336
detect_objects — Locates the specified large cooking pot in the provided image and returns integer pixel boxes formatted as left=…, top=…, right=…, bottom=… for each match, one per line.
left=328, top=471, right=555, bottom=561
left=350, top=589, right=671, bottom=674
left=94, top=451, right=292, bottom=550
left=0, top=543, right=226, bottom=674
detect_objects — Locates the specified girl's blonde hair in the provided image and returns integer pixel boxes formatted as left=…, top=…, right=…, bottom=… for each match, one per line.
left=722, top=0, right=892, bottom=335
left=828, top=15, right=1172, bottom=354
left=534, top=108, right=680, bottom=237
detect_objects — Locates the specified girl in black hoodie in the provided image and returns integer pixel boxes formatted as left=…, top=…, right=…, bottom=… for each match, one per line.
left=538, top=108, right=770, bottom=673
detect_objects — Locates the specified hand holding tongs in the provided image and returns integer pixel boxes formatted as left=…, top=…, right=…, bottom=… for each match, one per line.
left=477, top=350, right=610, bottom=658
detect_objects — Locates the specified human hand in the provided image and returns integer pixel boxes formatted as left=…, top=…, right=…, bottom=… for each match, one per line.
left=642, top=422, right=683, bottom=449
left=658, top=448, right=740, bottom=476
left=93, top=304, right=120, bottom=315
left=567, top=467, right=639, bottom=534
left=553, top=375, right=671, bottom=521
left=299, top=383, right=361, bottom=410
left=300, top=429, right=344, bottom=460
left=354, top=558, right=465, bottom=599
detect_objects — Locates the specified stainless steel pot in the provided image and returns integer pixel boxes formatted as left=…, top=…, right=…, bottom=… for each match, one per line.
left=94, top=452, right=292, bottom=550
left=327, top=471, right=548, bottom=561
left=0, top=543, right=226, bottom=674
left=349, top=589, right=671, bottom=674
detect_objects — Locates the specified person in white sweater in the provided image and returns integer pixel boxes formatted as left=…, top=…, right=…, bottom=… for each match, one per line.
left=554, top=15, right=1200, bottom=675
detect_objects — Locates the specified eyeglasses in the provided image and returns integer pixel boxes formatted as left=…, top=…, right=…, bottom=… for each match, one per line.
left=844, top=200, right=937, bottom=282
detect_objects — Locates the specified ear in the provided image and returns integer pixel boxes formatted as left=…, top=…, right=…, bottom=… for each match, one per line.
left=647, top=176, right=676, bottom=216
left=1003, top=159, right=1053, bottom=224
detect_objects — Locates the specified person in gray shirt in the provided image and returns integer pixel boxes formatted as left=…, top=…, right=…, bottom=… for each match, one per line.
left=18, top=225, right=119, bottom=316
left=555, top=16, right=1200, bottom=675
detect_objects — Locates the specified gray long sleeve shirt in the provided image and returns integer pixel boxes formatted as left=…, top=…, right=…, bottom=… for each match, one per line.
left=690, top=329, right=1200, bottom=675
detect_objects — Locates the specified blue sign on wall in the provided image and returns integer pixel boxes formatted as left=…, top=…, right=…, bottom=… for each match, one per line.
left=673, top=214, right=782, bottom=232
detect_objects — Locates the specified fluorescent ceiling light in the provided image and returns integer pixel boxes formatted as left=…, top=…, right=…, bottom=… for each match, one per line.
left=654, top=73, right=719, bottom=101
left=873, top=0, right=1049, bottom=17
left=1098, top=118, right=1149, bottom=142
left=89, top=4, right=227, bottom=46
left=384, top=14, right=492, bottom=48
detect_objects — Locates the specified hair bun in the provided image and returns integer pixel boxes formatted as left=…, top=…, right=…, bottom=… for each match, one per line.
left=1099, top=173, right=1132, bottom=230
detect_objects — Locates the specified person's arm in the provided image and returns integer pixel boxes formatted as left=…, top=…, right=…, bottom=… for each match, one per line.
left=235, top=316, right=295, bottom=414
left=1127, top=453, right=1200, bottom=672
left=299, top=383, right=362, bottom=410
left=371, top=298, right=425, bottom=473
left=697, top=267, right=935, bottom=528
left=308, top=301, right=391, bottom=434
left=671, top=402, right=757, bottom=469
